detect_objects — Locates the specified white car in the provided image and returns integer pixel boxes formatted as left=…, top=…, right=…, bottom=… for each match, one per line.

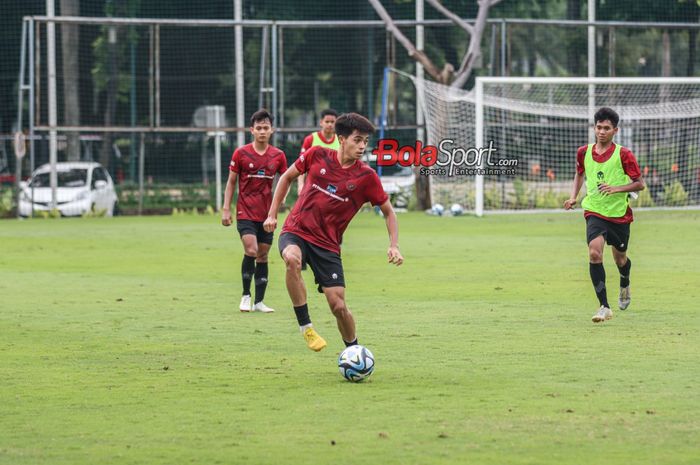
left=19, top=162, right=118, bottom=217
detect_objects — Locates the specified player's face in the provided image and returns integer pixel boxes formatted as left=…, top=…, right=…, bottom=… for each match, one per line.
left=320, top=115, right=336, bottom=134
left=250, top=118, right=273, bottom=143
left=594, top=120, right=618, bottom=144
left=340, top=130, right=370, bottom=160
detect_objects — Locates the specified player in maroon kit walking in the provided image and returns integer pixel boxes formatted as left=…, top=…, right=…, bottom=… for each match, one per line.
left=264, top=112, right=403, bottom=351
left=222, top=109, right=288, bottom=313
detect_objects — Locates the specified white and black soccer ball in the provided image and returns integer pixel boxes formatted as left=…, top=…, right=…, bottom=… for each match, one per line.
left=338, top=345, right=375, bottom=382
left=431, top=203, right=445, bottom=216
left=450, top=203, right=464, bottom=216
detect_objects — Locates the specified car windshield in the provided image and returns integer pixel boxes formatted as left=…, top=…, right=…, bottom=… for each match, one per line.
left=30, top=169, right=88, bottom=188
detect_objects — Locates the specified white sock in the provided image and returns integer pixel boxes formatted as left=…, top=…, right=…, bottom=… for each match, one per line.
left=300, top=323, right=313, bottom=333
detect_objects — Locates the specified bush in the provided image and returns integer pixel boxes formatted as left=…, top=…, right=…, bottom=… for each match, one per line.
left=117, top=183, right=215, bottom=213
left=630, top=188, right=655, bottom=208
left=663, top=180, right=689, bottom=206
left=534, top=189, right=567, bottom=209
left=0, top=188, right=14, bottom=218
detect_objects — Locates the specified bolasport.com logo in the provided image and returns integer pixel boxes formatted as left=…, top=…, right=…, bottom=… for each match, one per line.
left=372, top=139, right=518, bottom=176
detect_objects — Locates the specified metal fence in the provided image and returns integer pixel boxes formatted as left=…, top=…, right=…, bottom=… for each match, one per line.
left=6, top=15, right=700, bottom=217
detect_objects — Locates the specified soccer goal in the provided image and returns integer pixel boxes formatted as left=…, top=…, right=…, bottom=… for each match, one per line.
left=411, top=74, right=700, bottom=216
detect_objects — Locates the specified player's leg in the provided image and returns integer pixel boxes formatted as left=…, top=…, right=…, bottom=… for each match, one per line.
left=586, top=217, right=612, bottom=322
left=306, top=243, right=349, bottom=346
left=237, top=221, right=259, bottom=312
left=279, top=233, right=325, bottom=352
left=252, top=224, right=274, bottom=313
left=610, top=224, right=632, bottom=310
left=322, top=286, right=357, bottom=347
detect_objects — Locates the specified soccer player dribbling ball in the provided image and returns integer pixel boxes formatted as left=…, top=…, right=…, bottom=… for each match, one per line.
left=564, top=107, right=646, bottom=323
left=264, top=112, right=403, bottom=351
left=222, top=109, right=288, bottom=313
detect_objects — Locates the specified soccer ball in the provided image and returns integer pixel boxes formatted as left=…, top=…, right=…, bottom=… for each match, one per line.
left=338, top=345, right=375, bottom=382
left=431, top=203, right=445, bottom=216
left=450, top=203, right=464, bottom=216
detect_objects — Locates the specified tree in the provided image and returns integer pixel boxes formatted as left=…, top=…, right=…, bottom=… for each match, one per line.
left=60, top=0, right=80, bottom=161
left=368, top=0, right=504, bottom=209
left=368, top=0, right=504, bottom=88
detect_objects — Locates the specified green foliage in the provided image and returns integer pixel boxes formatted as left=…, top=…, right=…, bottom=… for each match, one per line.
left=81, top=206, right=108, bottom=218
left=35, top=209, right=62, bottom=219
left=534, top=188, right=567, bottom=209
left=484, top=186, right=504, bottom=209
left=513, top=178, right=530, bottom=209
left=117, top=183, right=215, bottom=213
left=630, top=188, right=656, bottom=208
left=0, top=188, right=14, bottom=217
left=663, top=180, right=689, bottom=206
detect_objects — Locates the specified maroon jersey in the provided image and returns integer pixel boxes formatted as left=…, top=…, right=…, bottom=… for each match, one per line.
left=576, top=143, right=642, bottom=224
left=283, top=146, right=388, bottom=254
left=230, top=143, right=287, bottom=222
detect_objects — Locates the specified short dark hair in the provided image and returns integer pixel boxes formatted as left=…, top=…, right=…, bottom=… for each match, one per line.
left=250, top=109, right=273, bottom=127
left=594, top=107, right=619, bottom=127
left=335, top=113, right=375, bottom=138
left=320, top=108, right=338, bottom=119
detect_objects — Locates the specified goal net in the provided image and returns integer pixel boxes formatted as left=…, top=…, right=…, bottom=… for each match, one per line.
left=410, top=74, right=700, bottom=215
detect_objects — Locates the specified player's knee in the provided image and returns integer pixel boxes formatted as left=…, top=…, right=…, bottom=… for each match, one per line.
left=244, top=245, right=258, bottom=256
left=328, top=296, right=347, bottom=316
left=589, top=249, right=603, bottom=263
left=257, top=251, right=269, bottom=262
left=284, top=254, right=302, bottom=273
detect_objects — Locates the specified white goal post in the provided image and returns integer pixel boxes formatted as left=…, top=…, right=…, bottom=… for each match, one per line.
left=413, top=74, right=700, bottom=216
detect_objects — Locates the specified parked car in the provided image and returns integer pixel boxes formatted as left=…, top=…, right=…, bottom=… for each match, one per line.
left=19, top=162, right=118, bottom=217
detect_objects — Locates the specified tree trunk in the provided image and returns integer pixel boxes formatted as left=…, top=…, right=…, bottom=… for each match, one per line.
left=413, top=167, right=431, bottom=210
left=60, top=0, right=81, bottom=161
left=566, top=0, right=582, bottom=75
left=662, top=30, right=671, bottom=78
left=688, top=29, right=697, bottom=77
left=100, top=25, right=119, bottom=169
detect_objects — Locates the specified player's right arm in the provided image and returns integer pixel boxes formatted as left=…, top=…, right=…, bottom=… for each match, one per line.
left=564, top=147, right=586, bottom=210
left=564, top=171, right=584, bottom=210
left=221, top=170, right=238, bottom=226
left=264, top=165, right=301, bottom=232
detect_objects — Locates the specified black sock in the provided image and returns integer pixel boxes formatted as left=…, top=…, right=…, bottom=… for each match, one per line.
left=254, top=262, right=269, bottom=304
left=618, top=258, right=631, bottom=288
left=589, top=262, right=609, bottom=308
left=241, top=255, right=255, bottom=295
left=293, top=304, right=311, bottom=326
left=344, top=338, right=358, bottom=347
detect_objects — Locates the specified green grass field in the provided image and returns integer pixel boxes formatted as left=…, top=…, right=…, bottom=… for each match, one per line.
left=1, top=210, right=699, bottom=464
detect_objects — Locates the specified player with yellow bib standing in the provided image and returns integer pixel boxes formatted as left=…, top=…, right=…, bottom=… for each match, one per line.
left=297, top=109, right=339, bottom=195
left=564, top=107, right=646, bottom=323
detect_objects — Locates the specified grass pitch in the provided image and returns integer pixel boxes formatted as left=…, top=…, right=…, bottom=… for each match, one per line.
left=1, top=210, right=698, bottom=464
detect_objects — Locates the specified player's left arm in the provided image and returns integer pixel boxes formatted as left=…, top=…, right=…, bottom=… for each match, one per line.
left=598, top=149, right=646, bottom=195
left=378, top=199, right=403, bottom=266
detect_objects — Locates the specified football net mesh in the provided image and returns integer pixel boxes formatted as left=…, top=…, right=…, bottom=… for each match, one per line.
left=407, top=73, right=700, bottom=213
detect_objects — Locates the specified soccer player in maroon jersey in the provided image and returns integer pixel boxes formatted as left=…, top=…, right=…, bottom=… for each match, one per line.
left=264, top=113, right=403, bottom=352
left=222, top=109, right=288, bottom=313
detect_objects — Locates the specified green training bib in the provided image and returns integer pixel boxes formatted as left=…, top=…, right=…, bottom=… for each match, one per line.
left=581, top=143, right=630, bottom=218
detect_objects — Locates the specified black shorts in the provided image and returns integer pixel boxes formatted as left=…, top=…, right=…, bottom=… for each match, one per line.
left=236, top=219, right=274, bottom=245
left=278, top=232, right=345, bottom=293
left=586, top=215, right=630, bottom=252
